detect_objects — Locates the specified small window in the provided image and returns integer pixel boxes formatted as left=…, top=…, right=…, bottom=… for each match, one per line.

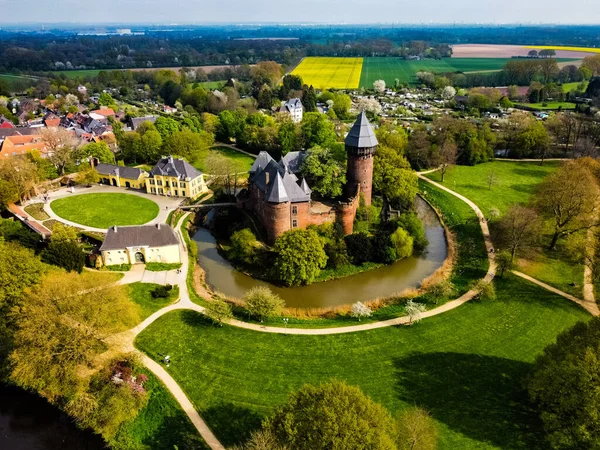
left=182, top=191, right=186, bottom=196
left=175, top=190, right=178, bottom=196
left=292, top=219, right=298, bottom=228
left=292, top=205, right=298, bottom=215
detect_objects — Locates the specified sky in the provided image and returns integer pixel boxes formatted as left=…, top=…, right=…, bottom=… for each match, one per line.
left=0, top=0, right=599, bottom=25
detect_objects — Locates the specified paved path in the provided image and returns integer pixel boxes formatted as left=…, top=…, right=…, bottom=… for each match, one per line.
left=513, top=270, right=599, bottom=316
left=30, top=185, right=182, bottom=232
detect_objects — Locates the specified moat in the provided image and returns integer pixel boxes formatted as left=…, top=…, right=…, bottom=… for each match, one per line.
left=194, top=196, right=448, bottom=308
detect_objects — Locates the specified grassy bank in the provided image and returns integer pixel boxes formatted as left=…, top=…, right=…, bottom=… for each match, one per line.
left=128, top=282, right=179, bottom=321
left=135, top=274, right=590, bottom=449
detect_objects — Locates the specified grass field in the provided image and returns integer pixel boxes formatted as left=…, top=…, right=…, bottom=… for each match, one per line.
left=135, top=275, right=590, bottom=449
left=525, top=45, right=600, bottom=54
left=291, top=57, right=363, bottom=89
left=193, top=145, right=256, bottom=173
left=517, top=102, right=577, bottom=110
left=128, top=282, right=179, bottom=322
left=424, top=161, right=561, bottom=217
left=50, top=193, right=159, bottom=229
left=562, top=81, right=588, bottom=93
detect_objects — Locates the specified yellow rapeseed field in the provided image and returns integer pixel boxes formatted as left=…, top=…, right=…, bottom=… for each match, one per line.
left=525, top=45, right=600, bottom=54
left=291, top=57, right=364, bottom=89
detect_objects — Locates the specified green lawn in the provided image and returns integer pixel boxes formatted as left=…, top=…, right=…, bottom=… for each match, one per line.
left=562, top=81, right=588, bottom=93
left=194, top=145, right=255, bottom=173
left=0, top=74, right=38, bottom=91
left=135, top=275, right=590, bottom=449
left=111, top=370, right=208, bottom=450
left=358, top=58, right=576, bottom=87
left=52, top=69, right=102, bottom=79
left=517, top=102, right=577, bottom=110
left=50, top=193, right=159, bottom=228
left=128, top=282, right=179, bottom=321
left=197, top=80, right=226, bottom=90
left=424, top=161, right=561, bottom=217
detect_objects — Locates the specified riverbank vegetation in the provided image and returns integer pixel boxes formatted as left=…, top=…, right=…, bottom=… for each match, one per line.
left=135, top=273, right=590, bottom=449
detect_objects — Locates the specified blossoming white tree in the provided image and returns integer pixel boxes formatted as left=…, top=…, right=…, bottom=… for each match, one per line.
left=351, top=301, right=372, bottom=321
left=405, top=300, right=426, bottom=325
left=373, top=79, right=386, bottom=93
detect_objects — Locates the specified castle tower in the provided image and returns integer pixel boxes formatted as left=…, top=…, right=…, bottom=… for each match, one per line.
left=345, top=111, right=378, bottom=206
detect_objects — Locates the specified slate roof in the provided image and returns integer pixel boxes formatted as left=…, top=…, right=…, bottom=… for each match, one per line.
left=280, top=98, right=303, bottom=113
left=345, top=111, right=378, bottom=148
left=249, top=151, right=311, bottom=204
left=149, top=156, right=203, bottom=180
left=100, top=224, right=179, bottom=251
left=95, top=163, right=145, bottom=180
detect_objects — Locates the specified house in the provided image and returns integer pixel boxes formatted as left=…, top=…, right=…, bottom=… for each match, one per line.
left=130, top=115, right=158, bottom=131
left=280, top=98, right=303, bottom=123
left=90, top=108, right=115, bottom=118
left=163, top=105, right=177, bottom=114
left=100, top=224, right=181, bottom=266
left=146, top=156, right=208, bottom=199
left=1, top=134, right=47, bottom=159
left=95, top=164, right=147, bottom=189
left=77, top=85, right=88, bottom=96
left=43, top=113, right=61, bottom=128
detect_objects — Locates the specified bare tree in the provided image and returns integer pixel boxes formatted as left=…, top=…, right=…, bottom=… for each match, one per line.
left=436, top=140, right=457, bottom=183
left=498, top=205, right=540, bottom=262
left=487, top=170, right=497, bottom=191
left=535, top=162, right=600, bottom=250
left=40, top=128, right=80, bottom=175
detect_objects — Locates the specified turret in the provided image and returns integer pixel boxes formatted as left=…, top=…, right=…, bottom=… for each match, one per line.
left=345, top=111, right=378, bottom=205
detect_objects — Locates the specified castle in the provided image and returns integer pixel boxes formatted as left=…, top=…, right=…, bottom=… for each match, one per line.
left=237, top=112, right=378, bottom=244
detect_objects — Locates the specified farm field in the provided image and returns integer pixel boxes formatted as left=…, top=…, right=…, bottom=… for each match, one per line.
left=291, top=57, right=363, bottom=89
left=525, top=45, right=600, bottom=54
left=135, top=275, right=590, bottom=449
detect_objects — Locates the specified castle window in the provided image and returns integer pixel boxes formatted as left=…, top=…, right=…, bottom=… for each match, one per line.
left=292, top=205, right=298, bottom=215
left=292, top=219, right=298, bottom=228
left=182, top=191, right=186, bottom=196
left=149, top=179, right=155, bottom=185
left=157, top=180, right=162, bottom=186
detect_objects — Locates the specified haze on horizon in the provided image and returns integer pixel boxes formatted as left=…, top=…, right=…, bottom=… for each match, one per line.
left=1, top=0, right=600, bottom=26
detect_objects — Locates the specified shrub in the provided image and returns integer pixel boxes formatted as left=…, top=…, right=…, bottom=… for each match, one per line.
left=396, top=212, right=428, bottom=251
left=390, top=227, right=414, bottom=260
left=475, top=280, right=496, bottom=301
left=144, top=262, right=182, bottom=272
left=204, top=299, right=233, bottom=326
left=396, top=407, right=439, bottom=450
left=427, top=279, right=455, bottom=303
left=371, top=231, right=397, bottom=264
left=244, top=286, right=285, bottom=321
left=151, top=284, right=173, bottom=299
left=351, top=301, right=372, bottom=321
left=323, top=239, right=350, bottom=269
left=230, top=228, right=259, bottom=265
left=41, top=240, right=86, bottom=273
left=344, top=232, right=373, bottom=264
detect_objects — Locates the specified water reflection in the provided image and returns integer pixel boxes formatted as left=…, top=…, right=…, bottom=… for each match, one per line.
left=194, top=197, right=448, bottom=308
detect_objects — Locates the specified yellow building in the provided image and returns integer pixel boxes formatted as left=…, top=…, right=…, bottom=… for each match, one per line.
left=146, top=156, right=208, bottom=199
left=100, top=224, right=181, bottom=266
left=96, top=164, right=147, bottom=189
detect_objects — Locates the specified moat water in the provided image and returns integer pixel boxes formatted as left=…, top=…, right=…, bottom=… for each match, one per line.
left=194, top=196, right=448, bottom=309
left=0, top=385, right=105, bottom=450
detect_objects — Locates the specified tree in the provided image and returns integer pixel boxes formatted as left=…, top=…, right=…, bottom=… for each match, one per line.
left=373, top=146, right=418, bottom=211
left=204, top=150, right=245, bottom=197
left=163, top=129, right=213, bottom=162
left=534, top=162, right=599, bottom=250
left=497, top=205, right=540, bottom=262
left=351, top=301, right=372, bottom=321
left=42, top=239, right=86, bottom=273
left=300, top=112, right=337, bottom=149
left=0, top=157, right=39, bottom=203
left=266, top=380, right=397, bottom=450
left=75, top=165, right=100, bottom=187
left=277, top=118, right=300, bottom=156
left=154, top=116, right=181, bottom=141
left=140, top=129, right=163, bottom=162
left=516, top=121, right=550, bottom=163
left=396, top=407, right=439, bottom=450
left=80, top=141, right=115, bottom=164
left=300, top=146, right=346, bottom=198
left=486, top=169, right=497, bottom=190
left=405, top=300, right=426, bottom=324
left=243, top=286, right=285, bottom=321
left=204, top=299, right=233, bottom=326
left=98, top=92, right=115, bottom=107
left=495, top=250, right=513, bottom=278
left=332, top=93, right=351, bottom=119
left=390, top=227, right=414, bottom=260
left=40, top=127, right=79, bottom=175
left=373, top=79, right=386, bottom=93
left=528, top=50, right=539, bottom=58
left=159, top=80, right=183, bottom=107
left=435, top=140, right=457, bottom=183
left=281, top=74, right=303, bottom=99
left=274, top=229, right=327, bottom=286
left=441, top=85, right=456, bottom=100
left=345, top=232, right=373, bottom=265
left=10, top=271, right=139, bottom=402
left=527, top=318, right=600, bottom=449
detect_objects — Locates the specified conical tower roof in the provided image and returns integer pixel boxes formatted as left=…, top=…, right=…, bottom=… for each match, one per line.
left=266, top=171, right=290, bottom=203
left=345, top=111, right=378, bottom=148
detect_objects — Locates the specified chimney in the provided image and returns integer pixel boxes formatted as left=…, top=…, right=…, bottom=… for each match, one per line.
left=265, top=172, right=270, bottom=185
left=113, top=225, right=117, bottom=232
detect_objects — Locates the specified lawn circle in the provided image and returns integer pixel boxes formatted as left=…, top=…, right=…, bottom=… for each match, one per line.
left=49, top=193, right=160, bottom=229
